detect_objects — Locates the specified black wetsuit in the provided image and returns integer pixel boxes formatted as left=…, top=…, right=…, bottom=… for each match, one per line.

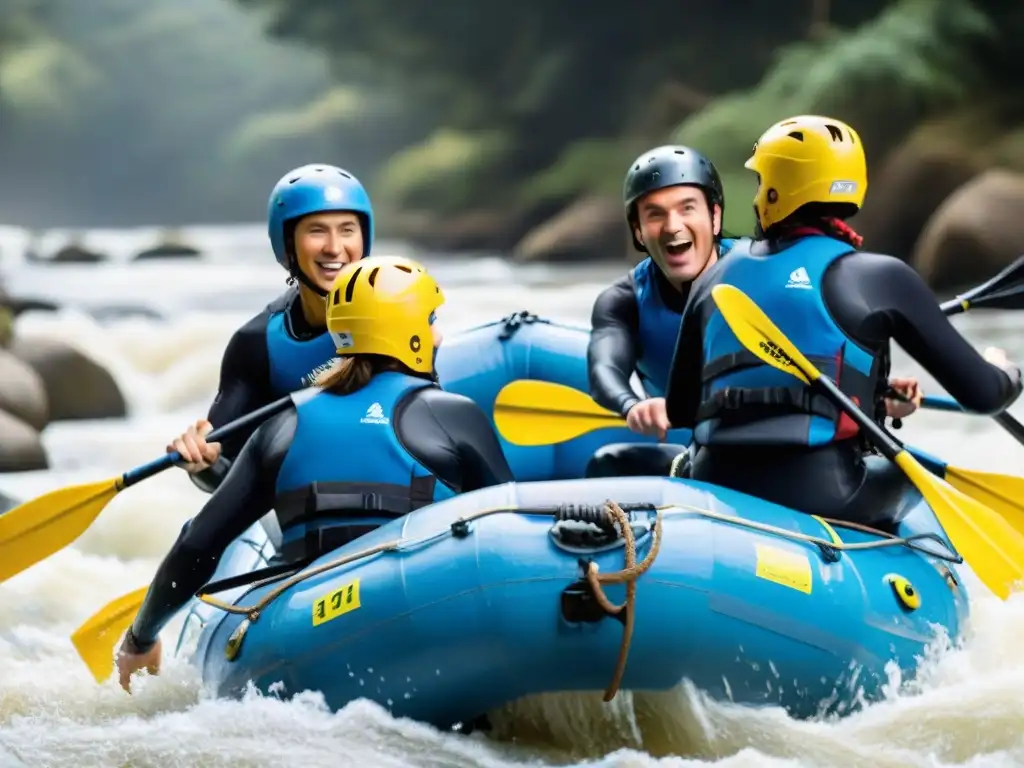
left=585, top=268, right=691, bottom=478
left=192, top=289, right=329, bottom=493
left=666, top=239, right=1022, bottom=525
left=128, top=384, right=514, bottom=651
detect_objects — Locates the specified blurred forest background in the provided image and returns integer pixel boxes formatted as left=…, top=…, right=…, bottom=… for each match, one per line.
left=1, top=0, right=1022, bottom=288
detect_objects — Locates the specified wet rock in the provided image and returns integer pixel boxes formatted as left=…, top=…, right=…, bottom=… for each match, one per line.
left=855, top=138, right=983, bottom=260
left=913, top=170, right=1024, bottom=292
left=0, top=348, right=49, bottom=430
left=9, top=337, right=127, bottom=421
left=50, top=243, right=107, bottom=263
left=0, top=409, right=47, bottom=472
left=513, top=196, right=628, bottom=262
left=133, top=234, right=202, bottom=261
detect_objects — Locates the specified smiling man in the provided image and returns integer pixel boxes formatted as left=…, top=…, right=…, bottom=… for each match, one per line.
left=585, top=145, right=733, bottom=477
left=166, top=163, right=374, bottom=493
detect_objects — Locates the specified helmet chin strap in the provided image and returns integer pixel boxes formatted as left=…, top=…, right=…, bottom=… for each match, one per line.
left=289, top=259, right=328, bottom=298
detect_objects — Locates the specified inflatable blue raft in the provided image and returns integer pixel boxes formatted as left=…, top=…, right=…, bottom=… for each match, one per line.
left=173, top=313, right=970, bottom=729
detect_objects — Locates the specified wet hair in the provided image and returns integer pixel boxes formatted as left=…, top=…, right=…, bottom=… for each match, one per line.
left=768, top=202, right=864, bottom=248
left=315, top=354, right=402, bottom=395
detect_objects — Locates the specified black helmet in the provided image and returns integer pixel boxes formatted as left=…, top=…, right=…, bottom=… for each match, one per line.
left=623, top=145, right=725, bottom=251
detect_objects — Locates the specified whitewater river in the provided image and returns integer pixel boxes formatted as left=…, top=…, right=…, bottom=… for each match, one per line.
left=0, top=225, right=1023, bottom=767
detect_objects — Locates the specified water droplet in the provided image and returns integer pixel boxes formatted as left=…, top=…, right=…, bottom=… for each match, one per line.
left=386, top=698, right=394, bottom=706
left=358, top=678, right=365, bottom=686
left=403, top=692, right=412, bottom=699
left=367, top=667, right=374, bottom=673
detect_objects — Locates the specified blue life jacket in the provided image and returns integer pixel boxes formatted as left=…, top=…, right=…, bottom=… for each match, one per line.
left=694, top=236, right=883, bottom=447
left=265, top=296, right=338, bottom=396
left=632, top=238, right=736, bottom=397
left=274, top=371, right=453, bottom=560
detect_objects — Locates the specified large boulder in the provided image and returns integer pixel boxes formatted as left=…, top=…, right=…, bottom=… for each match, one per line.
left=0, top=348, right=49, bottom=430
left=913, top=170, right=1024, bottom=292
left=9, top=337, right=127, bottom=421
left=855, top=138, right=983, bottom=260
left=513, top=196, right=628, bottom=262
left=0, top=410, right=47, bottom=472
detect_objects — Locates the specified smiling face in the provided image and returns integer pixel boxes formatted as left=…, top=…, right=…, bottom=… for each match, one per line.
left=292, top=211, right=366, bottom=293
left=633, top=185, right=721, bottom=287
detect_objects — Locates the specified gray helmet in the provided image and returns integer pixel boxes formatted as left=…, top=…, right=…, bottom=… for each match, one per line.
left=623, top=145, right=725, bottom=251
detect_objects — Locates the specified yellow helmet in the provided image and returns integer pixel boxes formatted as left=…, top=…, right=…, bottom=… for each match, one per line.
left=326, top=255, right=445, bottom=374
left=745, top=115, right=867, bottom=232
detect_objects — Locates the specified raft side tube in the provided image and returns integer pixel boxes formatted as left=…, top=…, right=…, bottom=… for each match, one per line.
left=435, top=312, right=693, bottom=481
left=192, top=477, right=967, bottom=726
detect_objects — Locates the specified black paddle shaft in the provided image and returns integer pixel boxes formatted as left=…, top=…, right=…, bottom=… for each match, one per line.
left=120, top=387, right=320, bottom=488
left=816, top=376, right=903, bottom=460
left=937, top=270, right=1024, bottom=448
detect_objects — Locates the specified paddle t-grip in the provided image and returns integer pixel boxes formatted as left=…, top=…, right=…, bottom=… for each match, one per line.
left=118, top=386, right=321, bottom=489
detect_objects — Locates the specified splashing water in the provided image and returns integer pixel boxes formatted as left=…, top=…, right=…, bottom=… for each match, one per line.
left=1, top=227, right=1024, bottom=767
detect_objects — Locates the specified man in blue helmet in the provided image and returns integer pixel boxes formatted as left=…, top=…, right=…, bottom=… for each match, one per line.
left=166, top=163, right=374, bottom=493
left=585, top=145, right=734, bottom=478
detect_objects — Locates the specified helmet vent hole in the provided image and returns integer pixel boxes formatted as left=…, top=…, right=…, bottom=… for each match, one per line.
left=344, top=267, right=362, bottom=302
left=368, top=267, right=380, bottom=287
left=781, top=120, right=797, bottom=126
left=395, top=265, right=412, bottom=274
left=788, top=131, right=804, bottom=141
left=674, top=150, right=686, bottom=155
left=288, top=177, right=300, bottom=184
left=340, top=171, right=351, bottom=179
left=826, top=124, right=844, bottom=142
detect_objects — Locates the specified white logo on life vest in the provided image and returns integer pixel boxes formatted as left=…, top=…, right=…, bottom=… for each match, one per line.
left=361, top=402, right=390, bottom=425
left=786, top=267, right=812, bottom=290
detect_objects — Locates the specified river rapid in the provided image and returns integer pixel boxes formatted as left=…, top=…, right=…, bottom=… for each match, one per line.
left=1, top=225, right=1023, bottom=768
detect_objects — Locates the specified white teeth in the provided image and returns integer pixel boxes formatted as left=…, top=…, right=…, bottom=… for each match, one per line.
left=319, top=262, right=342, bottom=270
left=667, top=239, right=692, bottom=247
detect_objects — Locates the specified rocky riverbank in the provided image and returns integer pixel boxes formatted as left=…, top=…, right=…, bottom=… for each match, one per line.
left=0, top=281, right=127, bottom=473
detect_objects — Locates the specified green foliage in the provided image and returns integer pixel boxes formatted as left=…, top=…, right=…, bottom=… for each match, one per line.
left=0, top=0, right=340, bottom=227
left=672, top=0, right=998, bottom=232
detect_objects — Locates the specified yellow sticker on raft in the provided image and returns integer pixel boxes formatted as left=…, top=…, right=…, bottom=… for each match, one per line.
left=312, top=578, right=361, bottom=627
left=754, top=544, right=812, bottom=594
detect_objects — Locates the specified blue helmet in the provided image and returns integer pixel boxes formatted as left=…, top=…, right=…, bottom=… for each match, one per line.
left=267, top=164, right=375, bottom=270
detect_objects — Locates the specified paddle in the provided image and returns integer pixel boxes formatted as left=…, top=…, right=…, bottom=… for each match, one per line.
left=939, top=253, right=1024, bottom=315
left=71, top=586, right=151, bottom=684
left=0, top=387, right=320, bottom=585
left=493, top=379, right=627, bottom=446
left=709, top=282, right=1024, bottom=600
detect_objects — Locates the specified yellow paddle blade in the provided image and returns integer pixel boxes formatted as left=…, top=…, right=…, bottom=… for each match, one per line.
left=494, top=380, right=626, bottom=446
left=895, top=453, right=1024, bottom=599
left=710, top=284, right=816, bottom=385
left=71, top=586, right=149, bottom=683
left=945, top=466, right=1024, bottom=539
left=0, top=478, right=121, bottom=584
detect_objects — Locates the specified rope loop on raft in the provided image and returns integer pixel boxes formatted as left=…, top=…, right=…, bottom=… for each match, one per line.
left=578, top=499, right=663, bottom=702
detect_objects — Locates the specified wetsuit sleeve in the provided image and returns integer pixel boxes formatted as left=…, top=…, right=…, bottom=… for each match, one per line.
left=396, top=387, right=515, bottom=493
left=824, top=253, right=1023, bottom=415
left=127, top=408, right=297, bottom=651
left=190, top=316, right=274, bottom=494
left=587, top=275, right=643, bottom=416
left=663, top=287, right=706, bottom=429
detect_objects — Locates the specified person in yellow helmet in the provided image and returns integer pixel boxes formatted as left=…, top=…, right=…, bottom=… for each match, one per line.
left=115, top=256, right=514, bottom=690
left=664, top=115, right=1022, bottom=525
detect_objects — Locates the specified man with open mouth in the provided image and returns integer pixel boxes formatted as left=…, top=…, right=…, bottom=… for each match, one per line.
left=585, top=144, right=734, bottom=478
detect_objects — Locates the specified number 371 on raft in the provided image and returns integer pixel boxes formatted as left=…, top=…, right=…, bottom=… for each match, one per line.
left=312, top=578, right=362, bottom=627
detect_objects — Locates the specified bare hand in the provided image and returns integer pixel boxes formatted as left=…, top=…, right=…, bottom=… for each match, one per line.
left=984, top=346, right=1012, bottom=369
left=886, top=376, right=923, bottom=420
left=115, top=634, right=162, bottom=693
left=167, top=419, right=221, bottom=474
left=626, top=398, right=670, bottom=440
